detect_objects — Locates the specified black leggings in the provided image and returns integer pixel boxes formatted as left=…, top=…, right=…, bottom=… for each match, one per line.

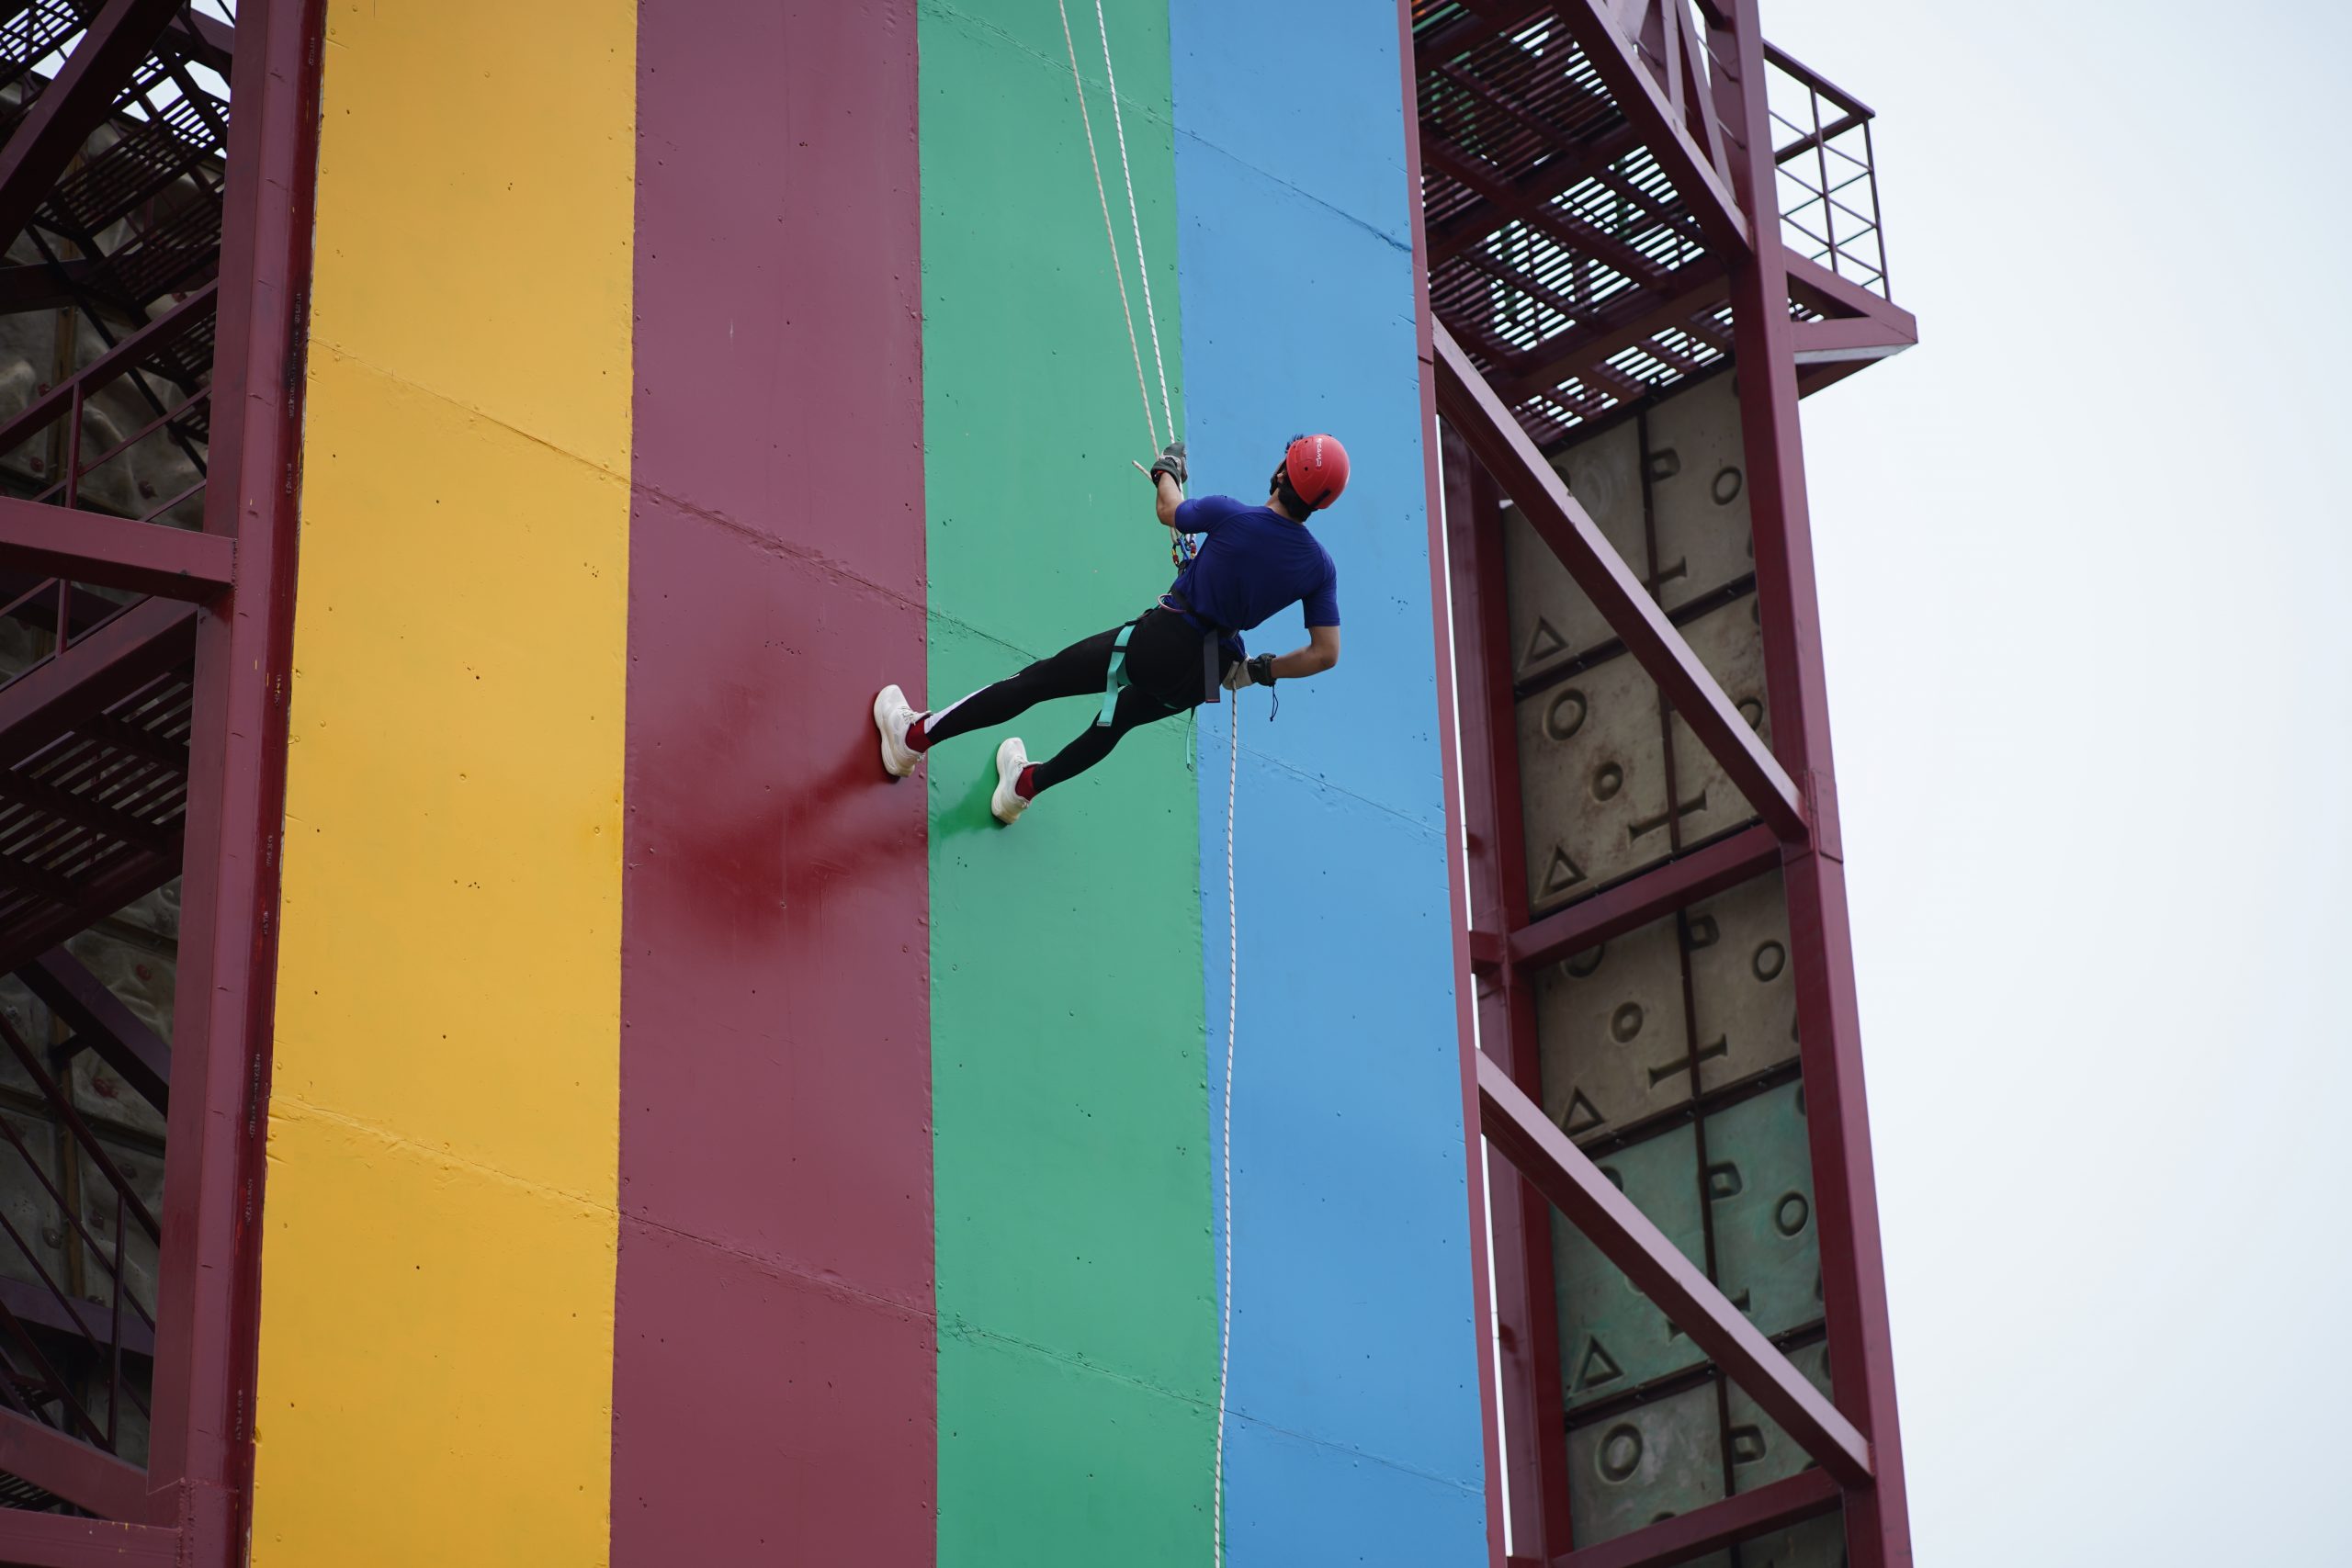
left=922, top=608, right=1227, bottom=794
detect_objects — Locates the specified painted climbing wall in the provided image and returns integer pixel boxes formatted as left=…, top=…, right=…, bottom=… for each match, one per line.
left=250, top=1, right=1483, bottom=1562
left=920, top=1, right=1216, bottom=1558
left=1170, top=0, right=1489, bottom=1561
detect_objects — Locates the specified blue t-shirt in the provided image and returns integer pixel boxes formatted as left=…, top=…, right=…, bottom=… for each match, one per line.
left=1167, top=495, right=1340, bottom=644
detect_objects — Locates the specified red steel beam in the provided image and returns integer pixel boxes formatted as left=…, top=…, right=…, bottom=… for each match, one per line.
left=0, top=501, right=235, bottom=602
left=1791, top=314, right=1913, bottom=367
left=0, top=1272, right=155, bottom=1358
left=1441, top=422, right=1575, bottom=1554
left=1717, top=3, right=1912, bottom=1562
left=0, top=0, right=187, bottom=249
left=1476, top=1051, right=1871, bottom=1486
left=143, top=0, right=324, bottom=1554
left=1432, top=322, right=1805, bottom=841
left=1551, top=0, right=1748, bottom=254
left=1554, top=1467, right=1841, bottom=1568
left=21, top=944, right=170, bottom=1111
left=0, top=1407, right=149, bottom=1521
left=1782, top=252, right=1909, bottom=333
left=1507, top=820, right=1779, bottom=970
left=0, top=1511, right=178, bottom=1568
left=1401, top=6, right=1514, bottom=1551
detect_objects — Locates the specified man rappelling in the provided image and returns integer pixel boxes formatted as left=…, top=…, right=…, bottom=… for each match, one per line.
left=872, top=433, right=1351, bottom=823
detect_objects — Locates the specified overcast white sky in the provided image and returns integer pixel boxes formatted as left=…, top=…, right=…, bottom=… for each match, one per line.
left=1770, top=2, right=2352, bottom=1562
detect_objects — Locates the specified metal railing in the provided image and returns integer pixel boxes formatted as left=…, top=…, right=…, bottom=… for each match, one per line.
left=1763, top=41, right=1889, bottom=299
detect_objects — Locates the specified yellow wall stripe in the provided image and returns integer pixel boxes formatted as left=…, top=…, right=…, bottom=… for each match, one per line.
left=249, top=2, right=635, bottom=1562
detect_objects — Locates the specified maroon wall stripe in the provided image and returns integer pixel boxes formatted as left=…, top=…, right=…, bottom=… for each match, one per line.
left=615, top=3, right=934, bottom=1560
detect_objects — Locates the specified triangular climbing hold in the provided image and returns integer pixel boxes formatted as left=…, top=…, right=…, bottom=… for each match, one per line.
left=1521, top=615, right=1567, bottom=670
left=1561, top=1089, right=1604, bottom=1137
left=1542, top=845, right=1586, bottom=897
left=1576, top=1338, right=1623, bottom=1391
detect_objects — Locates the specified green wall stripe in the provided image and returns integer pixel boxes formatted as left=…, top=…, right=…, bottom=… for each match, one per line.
left=918, top=0, right=1213, bottom=1559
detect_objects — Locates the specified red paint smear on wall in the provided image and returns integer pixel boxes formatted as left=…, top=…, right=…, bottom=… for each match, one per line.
left=613, top=3, right=934, bottom=1560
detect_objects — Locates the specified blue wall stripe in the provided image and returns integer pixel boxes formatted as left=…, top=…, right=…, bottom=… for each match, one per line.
left=1169, top=2, right=1488, bottom=1560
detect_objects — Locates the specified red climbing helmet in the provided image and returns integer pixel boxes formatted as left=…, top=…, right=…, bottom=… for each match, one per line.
left=1280, top=432, right=1351, bottom=511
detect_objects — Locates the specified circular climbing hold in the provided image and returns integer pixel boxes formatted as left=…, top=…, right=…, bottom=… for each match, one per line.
left=1600, top=1424, right=1644, bottom=1483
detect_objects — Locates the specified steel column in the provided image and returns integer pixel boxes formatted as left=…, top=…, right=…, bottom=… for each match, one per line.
left=141, top=0, right=322, bottom=1554
left=1715, top=3, right=1913, bottom=1563
left=1442, top=420, right=1573, bottom=1559
left=1397, top=2, right=1512, bottom=1551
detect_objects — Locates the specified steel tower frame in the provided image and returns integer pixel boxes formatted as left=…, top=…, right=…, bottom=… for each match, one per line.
left=1402, top=3, right=1917, bottom=1565
left=0, top=1, right=321, bottom=1562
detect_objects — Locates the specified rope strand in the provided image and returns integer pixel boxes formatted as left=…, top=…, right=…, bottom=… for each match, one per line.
left=1214, top=700, right=1238, bottom=1568
left=1055, top=15, right=1216, bottom=1563
left=1091, top=0, right=1176, bottom=445
left=1055, top=0, right=1160, bottom=455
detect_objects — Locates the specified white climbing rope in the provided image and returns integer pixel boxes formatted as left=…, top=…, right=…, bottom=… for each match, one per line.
left=1054, top=0, right=1167, bottom=456
left=1212, top=701, right=1238, bottom=1568
left=1055, top=11, right=1226, bottom=1560
left=1091, top=0, right=1177, bottom=447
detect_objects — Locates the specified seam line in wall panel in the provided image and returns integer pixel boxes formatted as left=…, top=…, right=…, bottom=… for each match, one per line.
left=306, top=341, right=629, bottom=483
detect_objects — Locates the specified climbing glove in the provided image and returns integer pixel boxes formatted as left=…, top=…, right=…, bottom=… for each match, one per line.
left=1148, top=440, right=1189, bottom=488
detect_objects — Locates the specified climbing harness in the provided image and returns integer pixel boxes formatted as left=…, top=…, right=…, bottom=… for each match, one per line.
left=1095, top=620, right=1136, bottom=728
left=1055, top=8, right=1234, bottom=1560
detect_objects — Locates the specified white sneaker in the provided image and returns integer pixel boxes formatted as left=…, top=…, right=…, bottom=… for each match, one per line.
left=990, top=736, right=1032, bottom=824
left=874, top=684, right=922, bottom=779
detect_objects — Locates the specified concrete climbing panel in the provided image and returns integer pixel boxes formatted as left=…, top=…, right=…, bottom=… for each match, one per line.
left=1723, top=1339, right=1835, bottom=1495
left=1535, top=910, right=1693, bottom=1145
left=1566, top=1379, right=1729, bottom=1556
left=1517, top=649, right=1671, bottom=910
left=1686, top=869, right=1801, bottom=1090
left=1503, top=418, right=1646, bottom=682
left=1552, top=1122, right=1708, bottom=1406
left=1662, top=591, right=1773, bottom=847
left=1736, top=1513, right=1851, bottom=1567
left=1704, top=1081, right=1823, bottom=1342
left=1645, top=372, right=1755, bottom=613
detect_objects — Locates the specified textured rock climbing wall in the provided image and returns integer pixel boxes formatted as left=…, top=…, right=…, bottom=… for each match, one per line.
left=1515, top=372, right=1842, bottom=1564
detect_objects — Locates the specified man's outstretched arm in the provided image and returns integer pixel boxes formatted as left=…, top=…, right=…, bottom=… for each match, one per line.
left=1231, top=624, right=1340, bottom=688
